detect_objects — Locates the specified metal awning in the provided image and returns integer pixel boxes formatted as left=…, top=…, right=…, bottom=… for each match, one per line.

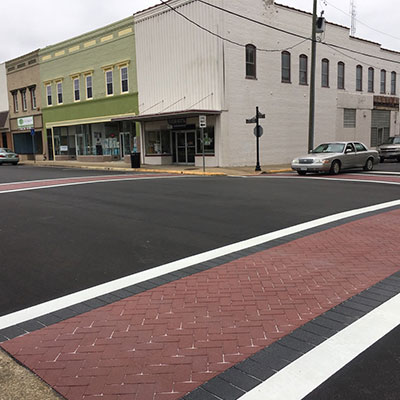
left=111, top=109, right=221, bottom=123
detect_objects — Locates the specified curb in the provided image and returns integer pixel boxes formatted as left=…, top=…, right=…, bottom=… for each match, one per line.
left=19, top=162, right=293, bottom=176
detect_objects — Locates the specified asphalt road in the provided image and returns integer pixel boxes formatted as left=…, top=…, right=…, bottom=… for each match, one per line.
left=304, top=324, right=400, bottom=400
left=1, top=165, right=400, bottom=400
left=0, top=166, right=399, bottom=316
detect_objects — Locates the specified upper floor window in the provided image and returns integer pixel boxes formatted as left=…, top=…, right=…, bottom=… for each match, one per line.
left=356, top=65, right=363, bottom=91
left=321, top=58, right=329, bottom=87
left=120, top=66, right=129, bottom=93
left=380, top=69, right=386, bottom=94
left=46, top=84, right=52, bottom=106
left=21, top=90, right=27, bottom=111
left=73, top=77, right=80, bottom=101
left=391, top=71, right=397, bottom=95
left=245, top=44, right=256, bottom=79
left=299, top=54, right=308, bottom=85
left=368, top=67, right=374, bottom=93
left=106, top=69, right=113, bottom=95
left=12, top=91, right=19, bottom=112
left=344, top=108, right=356, bottom=128
left=281, top=51, right=291, bottom=83
left=86, top=74, right=93, bottom=99
left=56, top=81, right=63, bottom=104
left=337, top=62, right=345, bottom=89
left=30, top=87, right=37, bottom=109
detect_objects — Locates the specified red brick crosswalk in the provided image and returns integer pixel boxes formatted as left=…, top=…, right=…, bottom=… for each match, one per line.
left=2, top=209, right=400, bottom=400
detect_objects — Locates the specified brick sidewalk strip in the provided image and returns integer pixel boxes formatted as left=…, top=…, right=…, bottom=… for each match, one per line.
left=2, top=209, right=400, bottom=400
left=0, top=174, right=177, bottom=193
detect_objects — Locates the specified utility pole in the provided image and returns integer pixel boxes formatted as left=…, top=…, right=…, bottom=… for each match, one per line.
left=350, top=0, right=357, bottom=36
left=308, top=0, right=318, bottom=153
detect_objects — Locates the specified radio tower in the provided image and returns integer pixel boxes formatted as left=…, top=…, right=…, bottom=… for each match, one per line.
left=350, top=0, right=357, bottom=36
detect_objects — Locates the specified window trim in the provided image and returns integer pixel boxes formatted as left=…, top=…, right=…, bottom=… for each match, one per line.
left=85, top=73, right=93, bottom=100
left=12, top=91, right=19, bottom=113
left=321, top=58, right=329, bottom=88
left=120, top=65, right=129, bottom=94
left=245, top=44, right=257, bottom=79
left=368, top=67, right=374, bottom=93
left=380, top=69, right=386, bottom=94
left=337, top=61, right=345, bottom=90
left=56, top=81, right=63, bottom=105
left=356, top=65, right=363, bottom=92
left=46, top=84, right=53, bottom=106
left=105, top=69, right=114, bottom=96
left=21, top=89, right=27, bottom=111
left=30, top=87, right=37, bottom=109
left=73, top=77, right=80, bottom=102
left=299, top=54, right=308, bottom=85
left=281, top=51, right=291, bottom=83
left=391, top=71, right=397, bottom=95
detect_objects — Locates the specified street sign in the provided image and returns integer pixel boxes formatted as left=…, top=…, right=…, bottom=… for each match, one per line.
left=30, top=128, right=35, bottom=136
left=257, top=112, right=266, bottom=119
left=199, top=115, right=207, bottom=128
left=254, top=126, right=264, bottom=138
left=246, top=117, right=257, bottom=124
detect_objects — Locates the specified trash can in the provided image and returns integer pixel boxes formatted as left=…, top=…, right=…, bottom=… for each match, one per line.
left=130, top=152, right=141, bottom=168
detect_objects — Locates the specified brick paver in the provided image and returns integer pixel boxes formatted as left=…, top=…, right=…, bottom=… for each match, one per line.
left=2, top=209, right=400, bottom=400
left=0, top=174, right=175, bottom=193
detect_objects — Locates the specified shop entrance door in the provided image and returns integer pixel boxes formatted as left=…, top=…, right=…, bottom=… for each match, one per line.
left=175, top=131, right=195, bottom=164
left=120, top=132, right=131, bottom=158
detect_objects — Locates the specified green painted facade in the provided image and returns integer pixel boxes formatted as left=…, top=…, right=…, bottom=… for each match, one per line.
left=39, top=16, right=138, bottom=158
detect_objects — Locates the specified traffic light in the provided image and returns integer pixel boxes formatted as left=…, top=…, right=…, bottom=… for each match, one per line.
left=316, top=16, right=326, bottom=33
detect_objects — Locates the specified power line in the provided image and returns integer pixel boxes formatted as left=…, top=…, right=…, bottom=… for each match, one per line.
left=325, top=0, right=400, bottom=43
left=196, top=0, right=400, bottom=65
left=158, top=0, right=309, bottom=52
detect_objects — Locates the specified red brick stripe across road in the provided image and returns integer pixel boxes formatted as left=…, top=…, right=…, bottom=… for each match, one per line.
left=0, top=174, right=175, bottom=192
left=2, top=210, right=400, bottom=400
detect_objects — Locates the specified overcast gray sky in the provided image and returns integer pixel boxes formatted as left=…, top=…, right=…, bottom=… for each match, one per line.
left=1, top=0, right=399, bottom=63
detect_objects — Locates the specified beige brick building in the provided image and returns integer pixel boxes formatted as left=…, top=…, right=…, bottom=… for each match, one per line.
left=6, top=50, right=44, bottom=160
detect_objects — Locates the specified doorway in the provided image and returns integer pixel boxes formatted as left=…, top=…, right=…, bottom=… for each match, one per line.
left=1, top=132, right=7, bottom=148
left=173, top=131, right=195, bottom=164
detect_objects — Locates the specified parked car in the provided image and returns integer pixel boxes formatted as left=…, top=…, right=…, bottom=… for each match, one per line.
left=0, top=148, right=19, bottom=165
left=376, top=136, right=400, bottom=162
left=291, top=141, right=379, bottom=175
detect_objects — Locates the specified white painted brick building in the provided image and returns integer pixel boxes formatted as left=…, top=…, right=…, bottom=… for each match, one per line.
left=134, top=0, right=400, bottom=167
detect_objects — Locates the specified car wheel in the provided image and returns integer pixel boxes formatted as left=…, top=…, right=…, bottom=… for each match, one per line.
left=12, top=162, right=18, bottom=166
left=363, top=158, right=374, bottom=171
left=330, top=160, right=341, bottom=175
left=397, top=157, right=400, bottom=162
left=297, top=171, right=307, bottom=176
left=380, top=157, right=385, bottom=163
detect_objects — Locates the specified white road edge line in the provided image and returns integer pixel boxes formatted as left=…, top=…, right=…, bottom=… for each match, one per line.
left=248, top=175, right=400, bottom=185
left=0, top=199, right=399, bottom=331
left=240, top=291, right=400, bottom=400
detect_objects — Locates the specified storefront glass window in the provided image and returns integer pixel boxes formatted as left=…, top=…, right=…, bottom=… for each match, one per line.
left=145, top=131, right=171, bottom=155
left=196, top=127, right=215, bottom=154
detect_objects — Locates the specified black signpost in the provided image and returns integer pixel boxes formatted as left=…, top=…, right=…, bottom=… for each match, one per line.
left=246, top=107, right=265, bottom=171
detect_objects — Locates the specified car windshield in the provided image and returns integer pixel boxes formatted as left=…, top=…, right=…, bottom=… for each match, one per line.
left=0, top=148, right=12, bottom=153
left=383, top=137, right=400, bottom=145
left=312, top=143, right=345, bottom=153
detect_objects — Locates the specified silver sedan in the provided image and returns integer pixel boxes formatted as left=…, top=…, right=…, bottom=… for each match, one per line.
left=291, top=142, right=379, bottom=175
left=0, top=148, right=19, bottom=165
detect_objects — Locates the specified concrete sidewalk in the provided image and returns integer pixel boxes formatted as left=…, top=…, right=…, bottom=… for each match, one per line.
left=19, top=160, right=292, bottom=176
left=1, top=206, right=400, bottom=400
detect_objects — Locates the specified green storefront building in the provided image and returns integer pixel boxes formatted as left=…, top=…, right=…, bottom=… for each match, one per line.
left=40, top=16, right=138, bottom=161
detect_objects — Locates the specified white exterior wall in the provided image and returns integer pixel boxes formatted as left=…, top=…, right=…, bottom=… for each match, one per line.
left=134, top=0, right=400, bottom=167
left=134, top=0, right=224, bottom=113
left=0, top=63, right=8, bottom=111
